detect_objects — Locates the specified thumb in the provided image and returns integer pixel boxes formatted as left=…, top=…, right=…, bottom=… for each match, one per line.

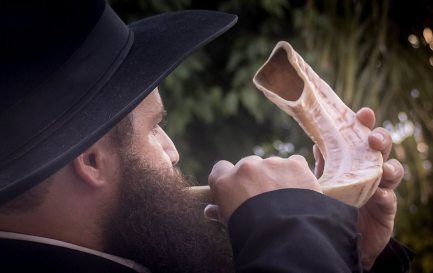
left=204, top=204, right=222, bottom=223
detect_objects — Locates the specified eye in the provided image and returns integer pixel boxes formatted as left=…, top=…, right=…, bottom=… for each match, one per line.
left=151, top=120, right=167, bottom=136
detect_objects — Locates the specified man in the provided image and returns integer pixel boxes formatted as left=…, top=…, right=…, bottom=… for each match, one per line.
left=0, top=0, right=412, bottom=272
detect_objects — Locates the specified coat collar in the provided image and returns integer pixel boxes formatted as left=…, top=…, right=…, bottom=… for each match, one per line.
left=0, top=231, right=149, bottom=273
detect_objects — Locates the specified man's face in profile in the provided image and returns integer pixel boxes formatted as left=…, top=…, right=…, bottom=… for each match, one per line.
left=102, top=90, right=234, bottom=273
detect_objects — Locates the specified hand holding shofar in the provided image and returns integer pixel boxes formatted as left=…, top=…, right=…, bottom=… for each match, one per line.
left=189, top=41, right=383, bottom=208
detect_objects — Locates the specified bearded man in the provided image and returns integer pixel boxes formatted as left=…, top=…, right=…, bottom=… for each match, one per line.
left=0, top=0, right=413, bottom=272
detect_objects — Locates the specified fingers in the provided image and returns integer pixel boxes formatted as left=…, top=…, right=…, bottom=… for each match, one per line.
left=362, top=159, right=402, bottom=220
left=236, top=155, right=263, bottom=167
left=357, top=107, right=400, bottom=191
left=208, top=154, right=320, bottom=224
left=356, top=107, right=394, bottom=161
left=208, top=160, right=234, bottom=189
left=358, top=107, right=396, bottom=188
left=380, top=159, right=404, bottom=190
left=368, top=187, right=397, bottom=215
left=356, top=107, right=376, bottom=129
left=368, top=127, right=393, bottom=161
left=289, top=154, right=309, bottom=165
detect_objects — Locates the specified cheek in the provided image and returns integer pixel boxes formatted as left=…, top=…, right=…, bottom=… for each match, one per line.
left=131, top=134, right=173, bottom=168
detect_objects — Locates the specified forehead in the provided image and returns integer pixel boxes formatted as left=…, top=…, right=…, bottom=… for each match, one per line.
left=133, top=88, right=163, bottom=118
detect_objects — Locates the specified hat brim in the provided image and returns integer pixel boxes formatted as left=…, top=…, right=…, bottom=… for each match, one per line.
left=0, top=10, right=237, bottom=203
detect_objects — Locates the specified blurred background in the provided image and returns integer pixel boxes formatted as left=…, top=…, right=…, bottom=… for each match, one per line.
left=110, top=0, right=433, bottom=272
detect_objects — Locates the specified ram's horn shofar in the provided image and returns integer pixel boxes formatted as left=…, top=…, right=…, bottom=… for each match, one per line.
left=253, top=41, right=383, bottom=207
left=188, top=41, right=383, bottom=208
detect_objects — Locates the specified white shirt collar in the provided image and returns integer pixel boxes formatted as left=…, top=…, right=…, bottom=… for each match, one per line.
left=0, top=231, right=149, bottom=273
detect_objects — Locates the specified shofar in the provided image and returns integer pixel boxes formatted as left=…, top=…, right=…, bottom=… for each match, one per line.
left=252, top=41, right=383, bottom=207
left=188, top=41, right=383, bottom=208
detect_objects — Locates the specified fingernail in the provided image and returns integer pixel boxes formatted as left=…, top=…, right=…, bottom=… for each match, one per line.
left=372, top=132, right=384, bottom=142
left=204, top=204, right=219, bottom=222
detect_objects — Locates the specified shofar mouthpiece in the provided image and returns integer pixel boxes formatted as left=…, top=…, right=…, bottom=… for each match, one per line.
left=253, top=41, right=383, bottom=207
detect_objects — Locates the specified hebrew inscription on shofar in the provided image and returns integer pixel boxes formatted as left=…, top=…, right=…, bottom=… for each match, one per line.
left=253, top=41, right=383, bottom=207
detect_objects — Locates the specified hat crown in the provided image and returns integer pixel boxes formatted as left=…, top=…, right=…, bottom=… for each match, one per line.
left=0, top=0, right=105, bottom=112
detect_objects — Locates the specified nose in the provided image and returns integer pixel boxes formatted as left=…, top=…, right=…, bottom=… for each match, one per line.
left=158, top=128, right=180, bottom=166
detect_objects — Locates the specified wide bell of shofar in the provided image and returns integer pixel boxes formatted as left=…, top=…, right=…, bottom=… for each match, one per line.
left=253, top=41, right=383, bottom=207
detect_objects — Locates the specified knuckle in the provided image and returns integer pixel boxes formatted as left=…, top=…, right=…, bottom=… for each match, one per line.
left=213, top=159, right=228, bottom=168
left=288, top=155, right=308, bottom=167
left=208, top=171, right=230, bottom=191
left=288, top=154, right=305, bottom=161
left=389, top=158, right=404, bottom=179
left=263, top=156, right=285, bottom=166
left=239, top=155, right=262, bottom=163
left=392, top=191, right=397, bottom=205
left=374, top=127, right=392, bottom=143
left=236, top=159, right=259, bottom=174
left=209, top=164, right=220, bottom=181
left=390, top=158, right=403, bottom=170
left=209, top=160, right=233, bottom=184
left=384, top=190, right=398, bottom=210
left=209, top=176, right=225, bottom=190
left=208, top=171, right=217, bottom=184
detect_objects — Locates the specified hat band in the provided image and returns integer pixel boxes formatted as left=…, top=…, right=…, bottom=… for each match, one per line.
left=0, top=4, right=134, bottom=167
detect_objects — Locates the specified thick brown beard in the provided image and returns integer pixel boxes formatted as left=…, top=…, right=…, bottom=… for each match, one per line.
left=103, top=151, right=234, bottom=273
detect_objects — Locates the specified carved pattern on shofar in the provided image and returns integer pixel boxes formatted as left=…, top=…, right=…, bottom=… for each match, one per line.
left=253, top=41, right=383, bottom=207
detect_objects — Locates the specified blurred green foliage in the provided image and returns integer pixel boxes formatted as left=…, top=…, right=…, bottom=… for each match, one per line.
left=110, top=0, right=433, bottom=272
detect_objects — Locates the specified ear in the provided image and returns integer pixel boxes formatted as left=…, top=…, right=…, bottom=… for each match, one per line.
left=72, top=142, right=112, bottom=188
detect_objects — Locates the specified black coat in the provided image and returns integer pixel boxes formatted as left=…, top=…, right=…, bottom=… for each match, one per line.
left=0, top=233, right=148, bottom=273
left=228, top=189, right=414, bottom=273
left=0, top=189, right=413, bottom=272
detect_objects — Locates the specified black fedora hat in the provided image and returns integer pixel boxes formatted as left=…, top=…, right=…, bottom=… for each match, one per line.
left=0, top=0, right=237, bottom=204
